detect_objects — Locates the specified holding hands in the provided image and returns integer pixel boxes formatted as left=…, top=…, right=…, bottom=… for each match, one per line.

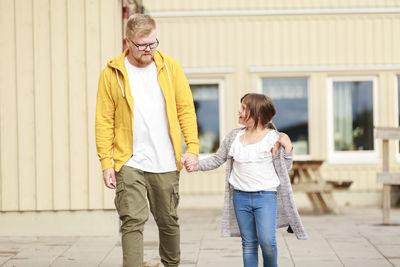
left=181, top=152, right=198, bottom=172
left=181, top=133, right=292, bottom=171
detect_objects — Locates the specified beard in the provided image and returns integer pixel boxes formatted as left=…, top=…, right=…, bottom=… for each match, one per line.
left=128, top=50, right=154, bottom=67
left=133, top=52, right=153, bottom=66
left=140, top=54, right=153, bottom=65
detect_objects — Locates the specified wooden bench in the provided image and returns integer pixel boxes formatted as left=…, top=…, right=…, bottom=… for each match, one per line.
left=290, top=160, right=341, bottom=214
left=376, top=127, right=400, bottom=225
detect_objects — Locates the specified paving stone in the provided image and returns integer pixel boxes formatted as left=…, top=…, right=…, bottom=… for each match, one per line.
left=4, top=245, right=68, bottom=267
left=0, top=207, right=399, bottom=266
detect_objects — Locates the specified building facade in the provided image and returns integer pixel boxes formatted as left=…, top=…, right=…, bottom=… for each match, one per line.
left=0, top=0, right=399, bottom=235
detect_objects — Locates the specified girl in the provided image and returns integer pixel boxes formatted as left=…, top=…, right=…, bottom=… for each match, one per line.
left=185, top=93, right=308, bottom=267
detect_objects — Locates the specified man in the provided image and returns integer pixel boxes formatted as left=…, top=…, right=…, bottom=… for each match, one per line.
left=95, top=14, right=199, bottom=267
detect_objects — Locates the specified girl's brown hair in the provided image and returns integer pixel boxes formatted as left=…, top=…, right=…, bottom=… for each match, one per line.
left=240, top=93, right=277, bottom=130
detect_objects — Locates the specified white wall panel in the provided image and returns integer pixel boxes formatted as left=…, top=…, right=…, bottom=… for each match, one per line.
left=33, top=0, right=53, bottom=210
left=15, top=0, right=36, bottom=211
left=0, top=0, right=19, bottom=211
left=68, top=0, right=89, bottom=210
left=86, top=0, right=103, bottom=210
left=51, top=0, right=71, bottom=210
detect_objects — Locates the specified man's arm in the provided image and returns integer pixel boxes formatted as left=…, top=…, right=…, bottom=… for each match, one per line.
left=95, top=68, right=116, bottom=188
left=171, top=59, right=200, bottom=166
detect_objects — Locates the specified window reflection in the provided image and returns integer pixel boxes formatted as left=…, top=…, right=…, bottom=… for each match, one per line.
left=333, top=81, right=374, bottom=151
left=262, top=77, right=309, bottom=155
left=184, top=84, right=220, bottom=154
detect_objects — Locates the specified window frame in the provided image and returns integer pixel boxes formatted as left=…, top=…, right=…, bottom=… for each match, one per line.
left=188, top=79, right=225, bottom=157
left=326, top=76, right=379, bottom=164
left=258, top=76, right=312, bottom=160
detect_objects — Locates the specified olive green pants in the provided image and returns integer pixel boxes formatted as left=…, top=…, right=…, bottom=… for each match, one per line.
left=115, top=166, right=180, bottom=267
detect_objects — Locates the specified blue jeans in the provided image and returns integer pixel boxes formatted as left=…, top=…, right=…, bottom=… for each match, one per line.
left=233, top=190, right=277, bottom=267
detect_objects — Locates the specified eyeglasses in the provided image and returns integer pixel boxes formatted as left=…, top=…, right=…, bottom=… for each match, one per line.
left=129, top=38, right=159, bottom=51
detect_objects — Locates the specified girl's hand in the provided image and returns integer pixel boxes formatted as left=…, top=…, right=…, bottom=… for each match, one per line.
left=184, top=158, right=198, bottom=172
left=278, top=132, right=292, bottom=153
left=271, top=133, right=293, bottom=156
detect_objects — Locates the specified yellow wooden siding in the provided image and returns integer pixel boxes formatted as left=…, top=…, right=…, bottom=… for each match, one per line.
left=156, top=15, right=400, bottom=68
left=0, top=0, right=19, bottom=211
left=51, top=0, right=71, bottom=210
left=0, top=0, right=121, bottom=211
left=145, top=0, right=400, bottom=11
left=34, top=0, right=53, bottom=211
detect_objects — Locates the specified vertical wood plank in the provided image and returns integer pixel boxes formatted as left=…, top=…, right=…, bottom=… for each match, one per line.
left=100, top=0, right=120, bottom=209
left=0, top=0, right=19, bottom=211
left=15, top=0, right=36, bottom=211
left=86, top=0, right=103, bottom=209
left=114, top=0, right=123, bottom=55
left=68, top=0, right=88, bottom=210
left=393, top=16, right=400, bottom=64
left=33, top=0, right=53, bottom=210
left=50, top=0, right=70, bottom=210
left=383, top=17, right=391, bottom=65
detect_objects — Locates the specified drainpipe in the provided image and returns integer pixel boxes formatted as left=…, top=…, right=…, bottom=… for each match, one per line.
left=122, top=0, right=144, bottom=51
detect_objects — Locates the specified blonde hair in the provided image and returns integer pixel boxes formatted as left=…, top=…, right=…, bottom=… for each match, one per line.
left=240, top=93, right=277, bottom=130
left=125, top=14, right=156, bottom=39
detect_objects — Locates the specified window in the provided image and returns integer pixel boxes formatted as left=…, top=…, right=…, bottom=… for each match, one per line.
left=262, top=77, right=309, bottom=156
left=327, top=77, right=378, bottom=163
left=181, top=82, right=223, bottom=154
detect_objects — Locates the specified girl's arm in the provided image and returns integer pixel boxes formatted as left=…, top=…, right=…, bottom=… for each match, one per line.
left=272, top=132, right=294, bottom=170
left=184, top=128, right=239, bottom=172
left=189, top=129, right=239, bottom=172
left=197, top=133, right=231, bottom=171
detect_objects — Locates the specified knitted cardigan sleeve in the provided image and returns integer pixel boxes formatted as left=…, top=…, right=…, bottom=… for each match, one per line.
left=198, top=128, right=239, bottom=171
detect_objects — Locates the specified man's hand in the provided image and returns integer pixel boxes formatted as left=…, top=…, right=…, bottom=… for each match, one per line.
left=103, top=168, right=116, bottom=189
left=271, top=132, right=293, bottom=157
left=181, top=153, right=198, bottom=172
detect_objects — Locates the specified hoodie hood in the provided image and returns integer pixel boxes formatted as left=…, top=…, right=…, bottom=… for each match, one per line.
left=107, top=49, right=170, bottom=98
left=107, top=48, right=168, bottom=73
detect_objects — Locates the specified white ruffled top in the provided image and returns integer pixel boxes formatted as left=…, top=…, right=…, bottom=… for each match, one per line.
left=228, top=128, right=281, bottom=192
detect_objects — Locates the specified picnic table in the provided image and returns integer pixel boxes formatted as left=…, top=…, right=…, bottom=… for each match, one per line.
left=289, top=160, right=341, bottom=214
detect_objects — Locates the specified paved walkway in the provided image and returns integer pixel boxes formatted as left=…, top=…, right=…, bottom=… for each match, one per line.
left=0, top=206, right=399, bottom=267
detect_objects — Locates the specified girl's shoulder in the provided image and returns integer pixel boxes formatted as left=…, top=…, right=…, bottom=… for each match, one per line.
left=226, top=127, right=245, bottom=138
left=264, top=129, right=280, bottom=149
left=221, top=127, right=245, bottom=149
left=267, top=129, right=280, bottom=140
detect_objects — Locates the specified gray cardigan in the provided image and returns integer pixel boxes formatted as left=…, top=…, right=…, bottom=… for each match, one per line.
left=198, top=128, right=308, bottom=240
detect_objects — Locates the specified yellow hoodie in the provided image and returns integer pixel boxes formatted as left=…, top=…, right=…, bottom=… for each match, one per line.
left=95, top=49, right=199, bottom=172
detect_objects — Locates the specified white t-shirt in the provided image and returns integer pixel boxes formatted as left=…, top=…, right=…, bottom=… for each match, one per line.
left=123, top=58, right=177, bottom=173
left=228, top=129, right=280, bottom=192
